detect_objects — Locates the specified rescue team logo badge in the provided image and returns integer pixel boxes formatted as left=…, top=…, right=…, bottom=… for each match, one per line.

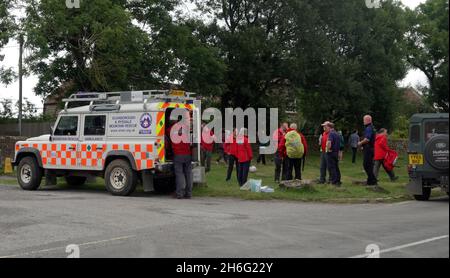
left=139, top=113, right=153, bottom=135
left=140, top=113, right=152, bottom=129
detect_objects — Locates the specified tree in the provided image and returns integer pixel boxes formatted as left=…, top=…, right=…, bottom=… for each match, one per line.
left=405, top=0, right=449, bottom=112
left=192, top=0, right=408, bottom=131
left=23, top=0, right=181, bottom=98
left=15, top=97, right=37, bottom=119
left=0, top=98, right=14, bottom=119
left=0, top=0, right=16, bottom=84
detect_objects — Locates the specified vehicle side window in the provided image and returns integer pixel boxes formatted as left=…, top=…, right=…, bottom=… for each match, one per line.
left=84, top=115, right=106, bottom=136
left=410, top=125, right=420, bottom=144
left=54, top=116, right=79, bottom=136
left=424, top=121, right=449, bottom=142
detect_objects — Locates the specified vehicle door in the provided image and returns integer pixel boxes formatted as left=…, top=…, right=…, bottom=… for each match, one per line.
left=80, top=114, right=107, bottom=171
left=50, top=115, right=81, bottom=169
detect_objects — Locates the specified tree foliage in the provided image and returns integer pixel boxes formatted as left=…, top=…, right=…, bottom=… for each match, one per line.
left=0, top=0, right=447, bottom=133
left=406, top=0, right=449, bottom=112
left=0, top=0, right=16, bottom=85
left=20, top=0, right=226, bottom=100
left=192, top=0, right=408, bottom=131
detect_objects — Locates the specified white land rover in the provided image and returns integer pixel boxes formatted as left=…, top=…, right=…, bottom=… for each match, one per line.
left=12, top=90, right=202, bottom=196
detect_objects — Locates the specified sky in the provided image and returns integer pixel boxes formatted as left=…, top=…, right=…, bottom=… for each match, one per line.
left=0, top=0, right=429, bottom=110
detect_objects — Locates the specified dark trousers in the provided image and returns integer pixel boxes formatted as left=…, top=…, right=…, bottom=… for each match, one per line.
left=319, top=152, right=329, bottom=183
left=326, top=152, right=341, bottom=185
left=286, top=157, right=302, bottom=180
left=201, top=150, right=212, bottom=173
left=226, top=155, right=239, bottom=181
left=351, top=147, right=357, bottom=164
left=216, top=147, right=227, bottom=163
left=238, top=161, right=251, bottom=187
left=174, top=155, right=193, bottom=198
left=363, top=147, right=377, bottom=185
left=373, top=160, right=396, bottom=181
left=274, top=152, right=288, bottom=182
left=257, top=154, right=266, bottom=165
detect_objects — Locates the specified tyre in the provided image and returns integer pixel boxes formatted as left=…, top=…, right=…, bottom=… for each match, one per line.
left=65, top=176, right=87, bottom=187
left=105, top=159, right=137, bottom=196
left=414, top=187, right=431, bottom=201
left=17, top=156, right=43, bottom=191
left=424, top=134, right=449, bottom=171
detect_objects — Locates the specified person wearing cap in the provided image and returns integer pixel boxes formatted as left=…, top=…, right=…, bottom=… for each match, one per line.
left=325, top=122, right=342, bottom=186
left=318, top=121, right=331, bottom=184
left=358, top=115, right=377, bottom=186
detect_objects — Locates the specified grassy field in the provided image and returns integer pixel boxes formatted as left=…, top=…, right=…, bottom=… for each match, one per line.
left=0, top=151, right=446, bottom=203
left=194, top=152, right=417, bottom=203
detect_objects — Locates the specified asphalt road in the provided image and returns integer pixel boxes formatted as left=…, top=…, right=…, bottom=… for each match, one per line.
left=0, top=184, right=448, bottom=258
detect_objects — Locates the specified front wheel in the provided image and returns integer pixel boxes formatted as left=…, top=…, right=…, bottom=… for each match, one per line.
left=17, top=156, right=43, bottom=191
left=414, top=187, right=431, bottom=201
left=105, top=159, right=137, bottom=196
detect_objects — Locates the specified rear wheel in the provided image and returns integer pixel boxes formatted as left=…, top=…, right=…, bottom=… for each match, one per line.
left=17, top=156, right=43, bottom=191
left=414, top=187, right=431, bottom=201
left=65, top=176, right=87, bottom=187
left=105, top=159, right=137, bottom=196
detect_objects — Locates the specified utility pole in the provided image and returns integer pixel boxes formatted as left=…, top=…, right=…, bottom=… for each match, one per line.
left=18, top=34, right=24, bottom=136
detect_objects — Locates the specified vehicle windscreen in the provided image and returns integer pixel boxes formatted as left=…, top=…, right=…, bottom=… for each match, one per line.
left=424, top=120, right=449, bottom=142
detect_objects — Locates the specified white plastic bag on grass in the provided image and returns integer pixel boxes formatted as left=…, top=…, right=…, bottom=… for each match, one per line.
left=249, top=179, right=262, bottom=192
left=261, top=186, right=274, bottom=193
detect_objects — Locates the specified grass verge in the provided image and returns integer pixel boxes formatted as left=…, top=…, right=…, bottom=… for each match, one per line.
left=1, top=152, right=446, bottom=203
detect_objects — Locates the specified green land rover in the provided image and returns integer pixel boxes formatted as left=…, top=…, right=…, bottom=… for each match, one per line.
left=407, top=113, right=449, bottom=201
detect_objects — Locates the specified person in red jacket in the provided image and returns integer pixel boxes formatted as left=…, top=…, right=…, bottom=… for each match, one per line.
left=169, top=111, right=193, bottom=199
left=200, top=122, right=215, bottom=173
left=374, top=128, right=398, bottom=182
left=236, top=128, right=253, bottom=187
left=318, top=121, right=331, bottom=184
left=273, top=122, right=289, bottom=182
left=225, top=129, right=239, bottom=182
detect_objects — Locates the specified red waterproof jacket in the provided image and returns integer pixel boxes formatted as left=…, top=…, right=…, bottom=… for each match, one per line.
left=321, top=131, right=329, bottom=153
left=274, top=128, right=287, bottom=158
left=375, top=134, right=390, bottom=161
left=201, top=127, right=215, bottom=152
left=169, top=122, right=191, bottom=156
left=236, top=135, right=253, bottom=163
left=299, top=132, right=308, bottom=156
left=227, top=134, right=238, bottom=157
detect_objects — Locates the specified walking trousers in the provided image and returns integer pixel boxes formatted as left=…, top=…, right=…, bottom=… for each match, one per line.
left=363, top=147, right=377, bottom=185
left=174, top=155, right=193, bottom=198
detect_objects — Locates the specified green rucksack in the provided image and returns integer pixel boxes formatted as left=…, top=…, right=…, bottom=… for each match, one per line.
left=285, top=130, right=305, bottom=159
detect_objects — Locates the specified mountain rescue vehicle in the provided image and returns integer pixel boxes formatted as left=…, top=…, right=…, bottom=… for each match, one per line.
left=12, top=90, right=202, bottom=196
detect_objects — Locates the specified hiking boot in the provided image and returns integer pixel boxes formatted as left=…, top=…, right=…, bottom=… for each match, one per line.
left=390, top=176, right=399, bottom=182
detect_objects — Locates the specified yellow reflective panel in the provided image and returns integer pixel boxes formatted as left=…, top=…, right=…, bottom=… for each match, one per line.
left=169, top=90, right=186, bottom=97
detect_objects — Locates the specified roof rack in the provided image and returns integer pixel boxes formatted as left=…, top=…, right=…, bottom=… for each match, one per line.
left=62, top=90, right=197, bottom=112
